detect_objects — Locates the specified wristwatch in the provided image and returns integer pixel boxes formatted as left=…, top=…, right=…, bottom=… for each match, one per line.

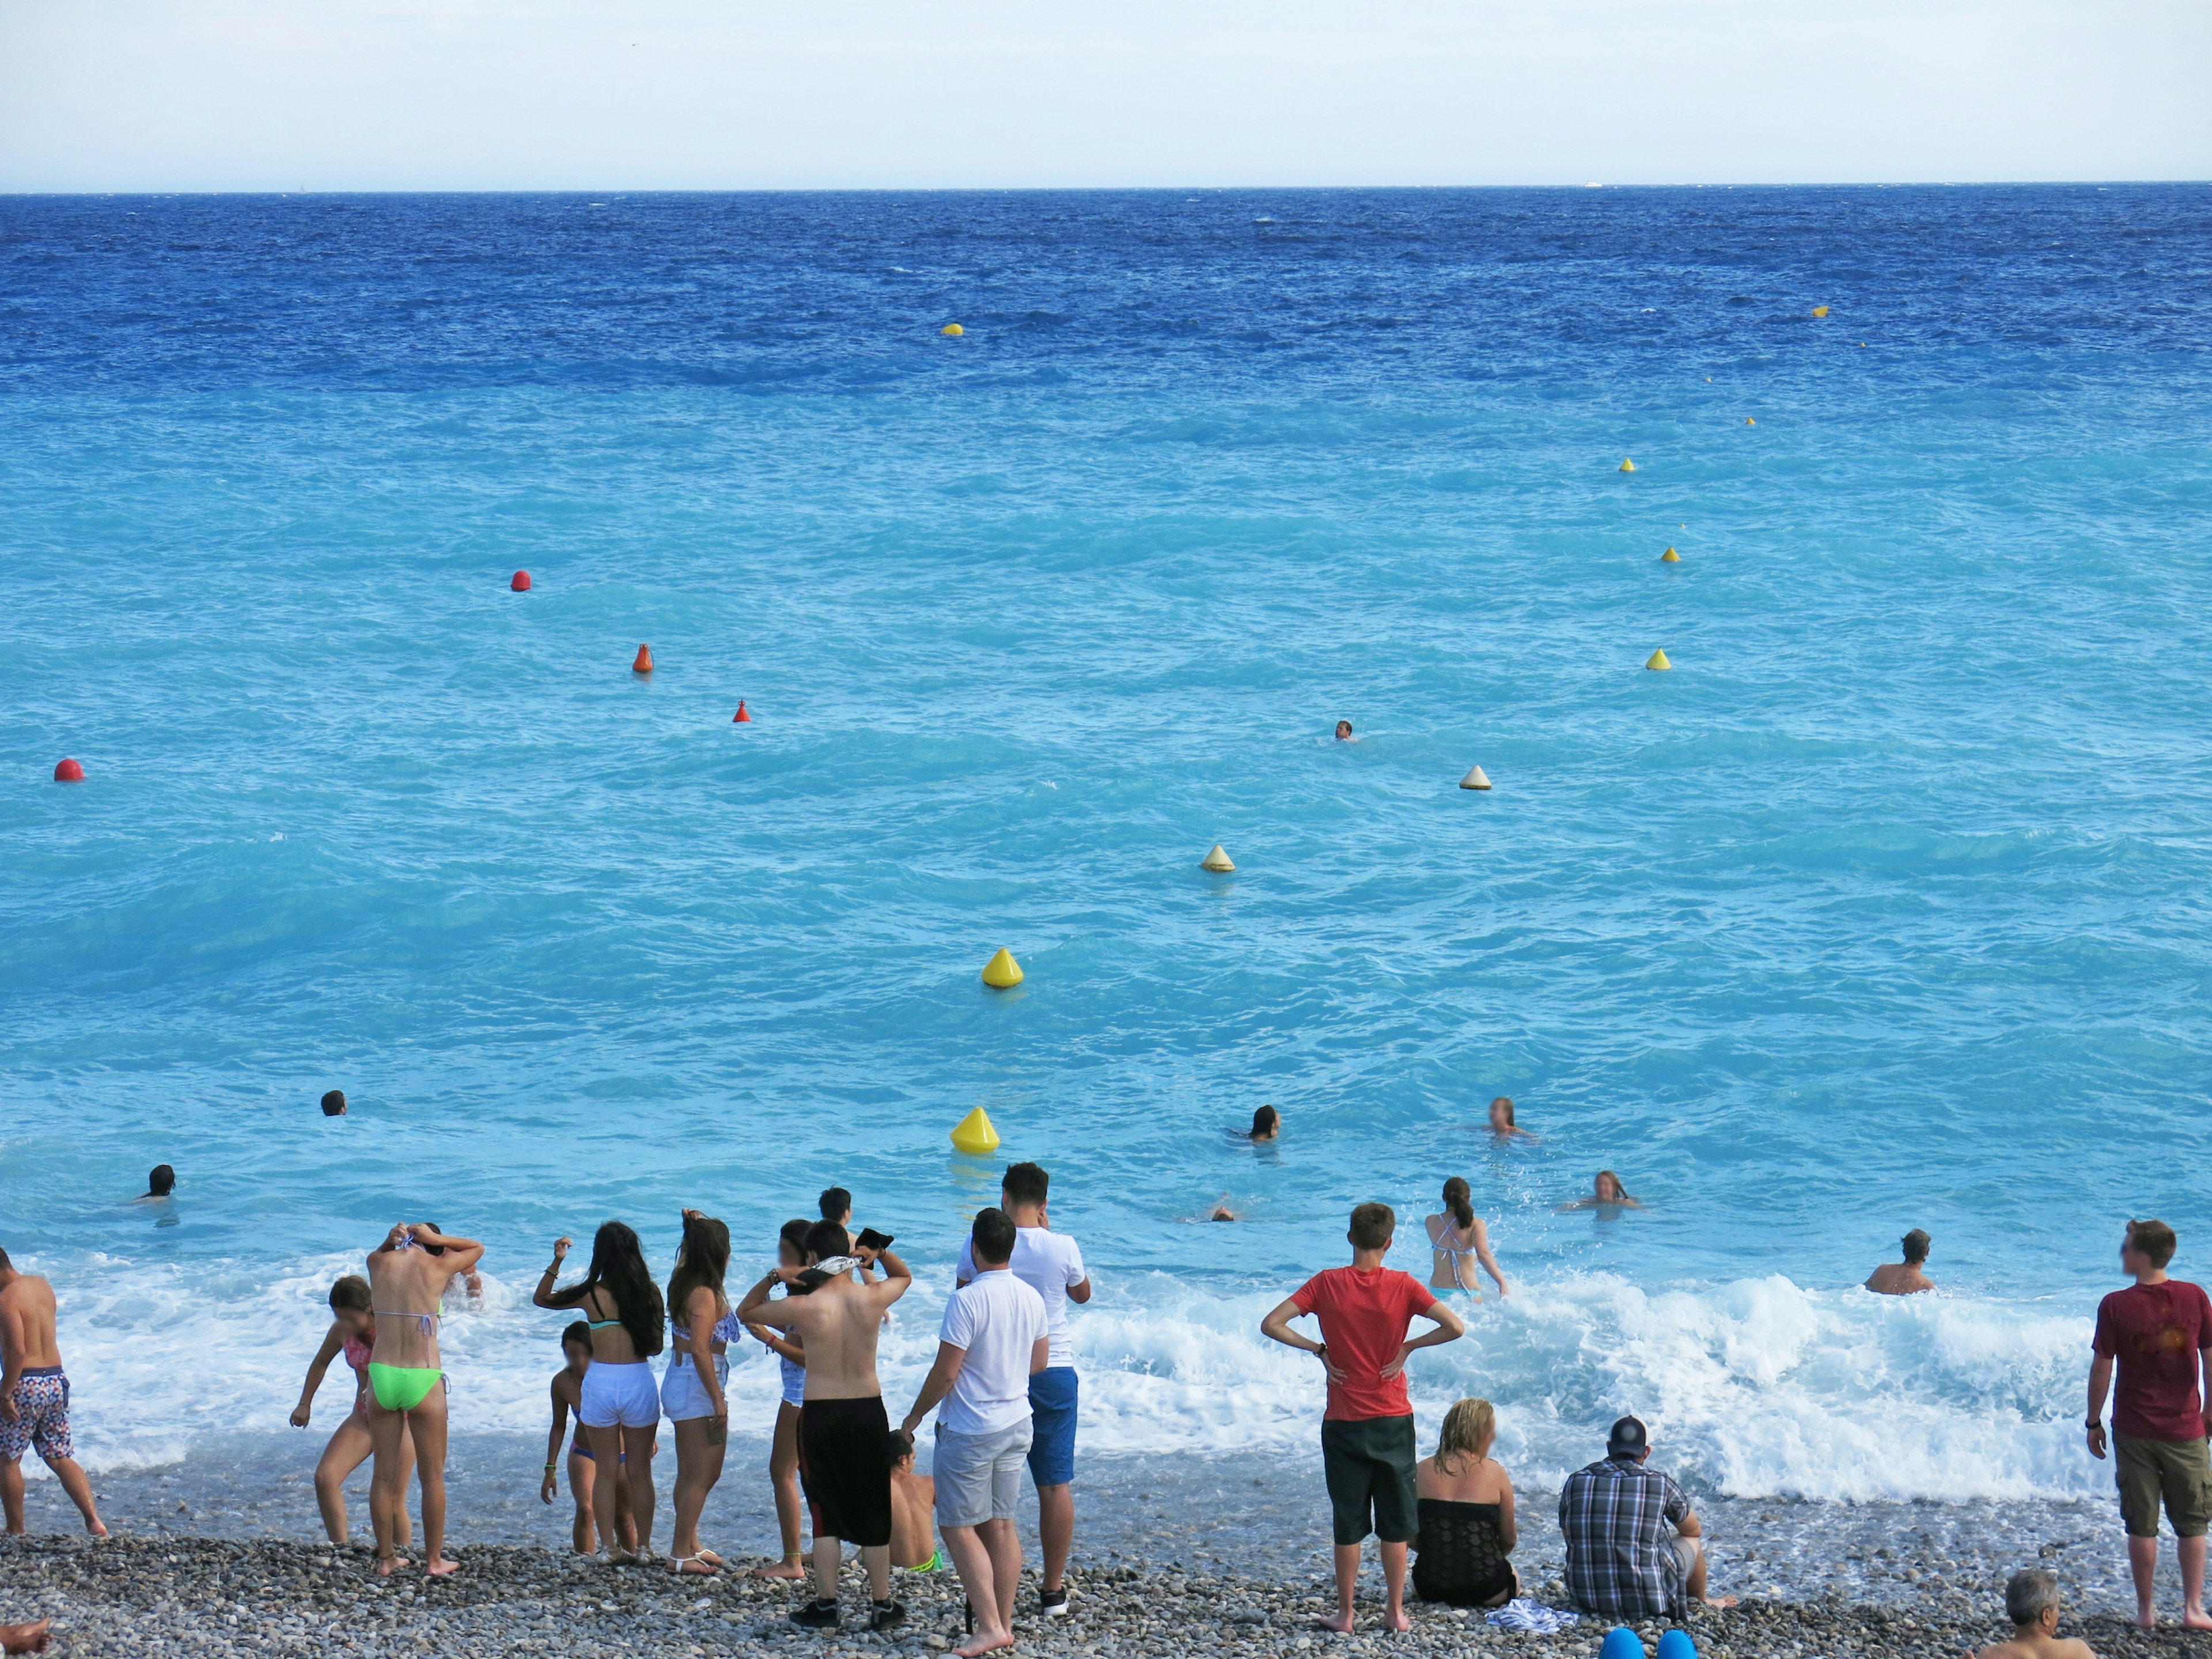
left=2085, top=1419, right=2102, bottom=1429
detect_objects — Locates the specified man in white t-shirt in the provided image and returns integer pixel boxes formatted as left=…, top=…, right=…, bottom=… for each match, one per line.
left=902, top=1209, right=1048, bottom=1659
left=955, top=1161, right=1090, bottom=1616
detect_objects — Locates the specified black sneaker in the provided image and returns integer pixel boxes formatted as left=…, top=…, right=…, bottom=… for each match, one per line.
left=789, top=1599, right=840, bottom=1629
left=868, top=1598, right=906, bottom=1632
left=1040, top=1587, right=1072, bottom=1618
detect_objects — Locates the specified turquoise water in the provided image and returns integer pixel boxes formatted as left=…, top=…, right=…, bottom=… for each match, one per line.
left=3, top=187, right=2210, bottom=1511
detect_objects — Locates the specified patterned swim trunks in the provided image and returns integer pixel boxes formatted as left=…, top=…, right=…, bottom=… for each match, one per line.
left=0, top=1367, right=73, bottom=1462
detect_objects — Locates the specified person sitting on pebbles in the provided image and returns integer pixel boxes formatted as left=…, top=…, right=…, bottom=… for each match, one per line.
left=1971, top=1568, right=2097, bottom=1659
left=1559, top=1416, right=1734, bottom=1622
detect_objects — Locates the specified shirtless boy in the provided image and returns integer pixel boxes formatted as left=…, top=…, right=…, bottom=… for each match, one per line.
left=0, top=1247, right=105, bottom=1537
left=1865, top=1230, right=1934, bottom=1296
left=738, top=1221, right=912, bottom=1632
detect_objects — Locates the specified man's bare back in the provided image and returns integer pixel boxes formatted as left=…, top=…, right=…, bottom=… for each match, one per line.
left=0, top=1277, right=62, bottom=1372
left=740, top=1251, right=910, bottom=1399
left=1865, top=1263, right=1933, bottom=1296
left=1973, top=1631, right=2095, bottom=1659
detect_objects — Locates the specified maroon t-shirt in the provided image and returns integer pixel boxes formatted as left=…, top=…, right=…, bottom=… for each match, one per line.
left=2094, top=1279, right=2212, bottom=1442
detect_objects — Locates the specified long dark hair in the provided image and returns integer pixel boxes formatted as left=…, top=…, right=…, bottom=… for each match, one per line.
left=546, top=1220, right=665, bottom=1358
left=666, top=1213, right=730, bottom=1330
left=1442, top=1177, right=1475, bottom=1232
left=1249, top=1105, right=1279, bottom=1138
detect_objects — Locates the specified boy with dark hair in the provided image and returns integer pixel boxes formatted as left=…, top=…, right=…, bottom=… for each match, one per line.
left=1259, top=1203, right=1464, bottom=1634
left=819, top=1188, right=854, bottom=1224
left=2088, top=1218, right=2212, bottom=1631
left=955, top=1161, right=1091, bottom=1615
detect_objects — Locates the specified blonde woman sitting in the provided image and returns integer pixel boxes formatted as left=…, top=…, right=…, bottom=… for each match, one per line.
left=1411, top=1399, right=1518, bottom=1608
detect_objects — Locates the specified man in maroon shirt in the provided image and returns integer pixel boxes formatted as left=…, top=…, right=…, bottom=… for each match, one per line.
left=1261, top=1203, right=1464, bottom=1634
left=2087, top=1218, right=2212, bottom=1631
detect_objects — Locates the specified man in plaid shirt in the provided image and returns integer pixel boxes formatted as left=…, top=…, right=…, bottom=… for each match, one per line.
left=1558, top=1416, right=1734, bottom=1620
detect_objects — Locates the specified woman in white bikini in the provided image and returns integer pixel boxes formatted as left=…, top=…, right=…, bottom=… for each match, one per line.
left=1425, top=1178, right=1510, bottom=1300
left=365, top=1222, right=486, bottom=1578
left=289, top=1274, right=412, bottom=1548
left=663, top=1210, right=734, bottom=1576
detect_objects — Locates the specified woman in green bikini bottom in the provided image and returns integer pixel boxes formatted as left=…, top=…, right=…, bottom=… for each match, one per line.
left=366, top=1222, right=486, bottom=1578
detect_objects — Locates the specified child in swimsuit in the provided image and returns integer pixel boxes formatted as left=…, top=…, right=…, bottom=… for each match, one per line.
left=542, top=1323, right=641, bottom=1555
left=290, top=1275, right=413, bottom=1547
left=1426, top=1178, right=1510, bottom=1300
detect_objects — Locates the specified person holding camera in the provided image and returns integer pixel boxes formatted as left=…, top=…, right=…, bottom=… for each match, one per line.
left=736, top=1219, right=911, bottom=1631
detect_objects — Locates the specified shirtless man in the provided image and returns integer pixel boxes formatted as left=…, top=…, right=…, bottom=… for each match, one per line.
left=0, top=1247, right=105, bottom=1537
left=365, top=1222, right=486, bottom=1578
left=1971, top=1568, right=2097, bottom=1659
left=737, top=1221, right=911, bottom=1632
left=889, top=1441, right=937, bottom=1570
left=1866, top=1230, right=1934, bottom=1296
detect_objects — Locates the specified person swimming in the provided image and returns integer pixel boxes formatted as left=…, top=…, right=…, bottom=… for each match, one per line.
left=1207, top=1198, right=1241, bottom=1222
left=321, top=1090, right=347, bottom=1117
left=139, top=1165, right=175, bottom=1201
left=1335, top=721, right=1354, bottom=741
left=1559, top=1171, right=1642, bottom=1211
left=1246, top=1106, right=1279, bottom=1143
left=1486, top=1098, right=1535, bottom=1142
left=1426, top=1179, right=1510, bottom=1300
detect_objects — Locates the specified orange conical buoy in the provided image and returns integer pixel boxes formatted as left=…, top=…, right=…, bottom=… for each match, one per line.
left=733, top=700, right=751, bottom=723
left=510, top=570, right=531, bottom=592
left=632, top=645, right=653, bottom=675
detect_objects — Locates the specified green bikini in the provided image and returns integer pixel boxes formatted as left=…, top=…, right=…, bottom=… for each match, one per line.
left=368, top=1310, right=445, bottom=1411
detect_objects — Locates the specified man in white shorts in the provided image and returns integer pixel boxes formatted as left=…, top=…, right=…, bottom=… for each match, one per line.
left=901, top=1209, right=1047, bottom=1659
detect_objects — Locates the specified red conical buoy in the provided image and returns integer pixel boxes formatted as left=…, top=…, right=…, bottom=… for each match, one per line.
left=632, top=645, right=653, bottom=675
left=54, top=758, right=84, bottom=783
left=733, top=700, right=751, bottom=723
left=510, top=570, right=531, bottom=592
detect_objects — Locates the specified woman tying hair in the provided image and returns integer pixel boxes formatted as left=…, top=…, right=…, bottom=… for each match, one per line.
left=365, top=1222, right=485, bottom=1578
left=1411, top=1399, right=1518, bottom=1608
left=533, top=1222, right=666, bottom=1563
left=663, top=1210, right=733, bottom=1575
left=1425, top=1179, right=1510, bottom=1300
left=744, top=1218, right=812, bottom=1581
left=289, top=1274, right=413, bottom=1547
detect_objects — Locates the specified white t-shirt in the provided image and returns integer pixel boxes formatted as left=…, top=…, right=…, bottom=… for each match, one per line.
left=937, top=1267, right=1049, bottom=1437
left=957, top=1226, right=1087, bottom=1369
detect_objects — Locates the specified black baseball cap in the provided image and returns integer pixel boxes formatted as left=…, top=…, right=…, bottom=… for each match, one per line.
left=1607, top=1415, right=1649, bottom=1457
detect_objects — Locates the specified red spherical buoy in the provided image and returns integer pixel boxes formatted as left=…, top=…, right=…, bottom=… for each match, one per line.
left=54, top=758, right=84, bottom=783
left=632, top=645, right=654, bottom=675
left=511, top=570, right=532, bottom=592
left=733, top=700, right=751, bottom=723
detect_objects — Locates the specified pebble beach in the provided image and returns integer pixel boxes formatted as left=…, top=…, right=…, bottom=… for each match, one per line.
left=7, top=1533, right=2211, bottom=1659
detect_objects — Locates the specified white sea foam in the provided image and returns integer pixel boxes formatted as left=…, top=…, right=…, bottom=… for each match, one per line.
left=44, top=1254, right=2099, bottom=1505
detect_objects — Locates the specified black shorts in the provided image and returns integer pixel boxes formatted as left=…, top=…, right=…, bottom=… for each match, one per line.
left=800, top=1396, right=893, bottom=1548
left=1321, top=1415, right=1418, bottom=1546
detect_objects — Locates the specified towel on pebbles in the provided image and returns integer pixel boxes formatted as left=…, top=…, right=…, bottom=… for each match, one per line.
left=1487, top=1598, right=1580, bottom=1633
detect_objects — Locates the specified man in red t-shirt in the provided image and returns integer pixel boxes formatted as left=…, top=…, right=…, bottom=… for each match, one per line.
left=2087, top=1217, right=2212, bottom=1631
left=1261, top=1203, right=1465, bottom=1634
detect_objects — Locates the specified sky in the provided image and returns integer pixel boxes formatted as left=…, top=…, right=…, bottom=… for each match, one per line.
left=2, top=0, right=2208, bottom=191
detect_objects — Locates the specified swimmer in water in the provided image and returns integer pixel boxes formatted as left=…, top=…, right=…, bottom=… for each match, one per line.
left=290, top=1274, right=414, bottom=1547
left=541, top=1322, right=641, bottom=1555
left=138, top=1165, right=176, bottom=1202
left=1426, top=1179, right=1510, bottom=1300
left=1207, top=1198, right=1241, bottom=1222
left=321, top=1090, right=347, bottom=1117
left=1486, top=1098, right=1535, bottom=1142
left=1335, top=720, right=1354, bottom=741
left=1246, top=1105, right=1280, bottom=1143
left=1559, top=1171, right=1642, bottom=1211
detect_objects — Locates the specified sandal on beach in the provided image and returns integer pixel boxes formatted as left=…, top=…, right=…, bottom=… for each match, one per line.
left=695, top=1548, right=725, bottom=1569
left=670, top=1555, right=719, bottom=1576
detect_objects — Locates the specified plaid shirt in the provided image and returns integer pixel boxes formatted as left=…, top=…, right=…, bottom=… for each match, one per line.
left=1558, top=1455, right=1692, bottom=1620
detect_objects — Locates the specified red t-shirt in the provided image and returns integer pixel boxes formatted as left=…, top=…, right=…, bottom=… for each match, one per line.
left=1289, top=1265, right=1438, bottom=1422
left=2094, top=1279, right=2212, bottom=1442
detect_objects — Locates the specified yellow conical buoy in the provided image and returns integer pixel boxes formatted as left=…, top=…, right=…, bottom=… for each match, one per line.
left=950, top=1106, right=1000, bottom=1156
left=980, top=948, right=1023, bottom=988
left=1459, top=765, right=1492, bottom=791
left=1812, top=305, right=1830, bottom=318
left=1646, top=648, right=1672, bottom=671
left=1200, top=844, right=1235, bottom=873
left=1745, top=417, right=1755, bottom=426
left=1619, top=458, right=1636, bottom=472
left=941, top=323, right=964, bottom=336
left=1660, top=547, right=1680, bottom=563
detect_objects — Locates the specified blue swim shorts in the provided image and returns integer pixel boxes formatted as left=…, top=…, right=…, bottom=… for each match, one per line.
left=1027, top=1366, right=1078, bottom=1487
